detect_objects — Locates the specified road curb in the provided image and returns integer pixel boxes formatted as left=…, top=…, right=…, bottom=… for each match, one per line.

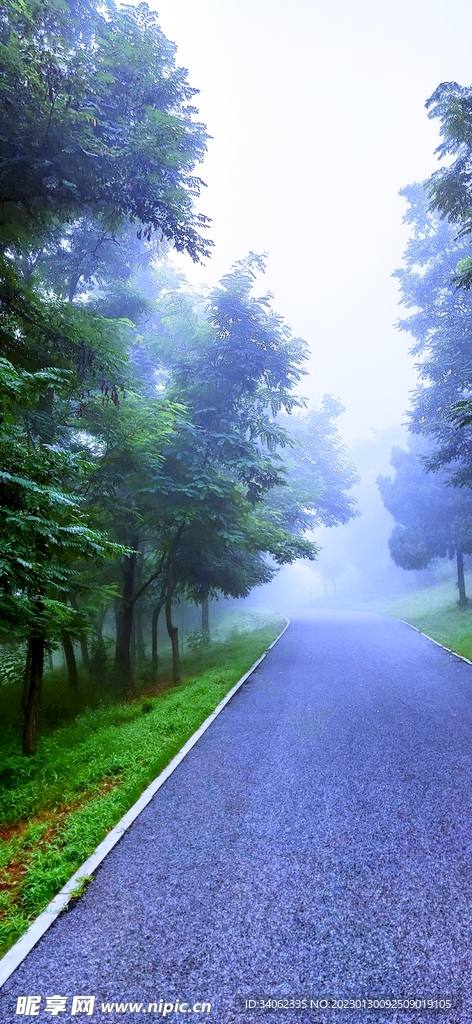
left=0, top=617, right=290, bottom=989
left=399, top=619, right=472, bottom=666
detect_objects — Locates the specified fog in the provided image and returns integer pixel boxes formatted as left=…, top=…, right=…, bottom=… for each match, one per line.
left=260, top=427, right=412, bottom=613
left=3, top=0, right=472, bottom=993
left=146, top=0, right=472, bottom=610
left=151, top=0, right=472, bottom=441
left=244, top=424, right=454, bottom=616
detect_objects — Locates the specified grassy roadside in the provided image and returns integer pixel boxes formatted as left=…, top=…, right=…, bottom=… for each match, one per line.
left=372, top=577, right=472, bottom=660
left=0, top=613, right=285, bottom=958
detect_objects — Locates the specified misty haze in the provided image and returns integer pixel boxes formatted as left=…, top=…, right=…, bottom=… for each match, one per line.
left=1, top=2, right=472, bottom=1022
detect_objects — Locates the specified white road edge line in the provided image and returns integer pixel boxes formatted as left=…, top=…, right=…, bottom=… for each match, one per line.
left=399, top=619, right=472, bottom=666
left=0, top=617, right=290, bottom=989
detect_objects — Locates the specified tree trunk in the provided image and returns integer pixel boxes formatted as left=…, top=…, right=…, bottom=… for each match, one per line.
left=114, top=544, right=138, bottom=696
left=136, top=600, right=146, bottom=663
left=131, top=609, right=137, bottom=670
left=201, top=597, right=210, bottom=644
left=162, top=529, right=184, bottom=685
left=62, top=631, right=79, bottom=693
left=22, top=634, right=45, bottom=756
left=151, top=603, right=161, bottom=676
left=151, top=577, right=167, bottom=678
left=69, top=593, right=90, bottom=670
left=457, top=547, right=468, bottom=607
left=21, top=640, right=33, bottom=714
left=79, top=637, right=90, bottom=672
left=165, top=588, right=180, bottom=685
left=68, top=274, right=80, bottom=303
left=97, top=605, right=107, bottom=639
left=113, top=597, right=121, bottom=642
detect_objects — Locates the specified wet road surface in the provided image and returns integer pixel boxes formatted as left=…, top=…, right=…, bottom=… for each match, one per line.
left=1, top=612, right=472, bottom=1024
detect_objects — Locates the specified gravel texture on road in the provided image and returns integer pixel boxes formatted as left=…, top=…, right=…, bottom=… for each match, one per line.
left=1, top=611, right=472, bottom=1024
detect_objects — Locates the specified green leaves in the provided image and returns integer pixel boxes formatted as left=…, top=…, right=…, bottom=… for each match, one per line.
left=378, top=438, right=472, bottom=572
left=0, top=0, right=359, bottom=733
left=394, top=183, right=472, bottom=483
left=425, top=82, right=472, bottom=238
left=0, top=358, right=121, bottom=638
left=0, top=0, right=211, bottom=256
left=453, top=257, right=472, bottom=290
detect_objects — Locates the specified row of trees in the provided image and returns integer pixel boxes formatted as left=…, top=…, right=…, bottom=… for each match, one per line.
left=0, top=0, right=358, bottom=753
left=379, top=83, right=472, bottom=597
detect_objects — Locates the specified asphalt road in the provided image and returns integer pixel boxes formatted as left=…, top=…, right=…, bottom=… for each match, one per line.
left=1, top=611, right=472, bottom=1024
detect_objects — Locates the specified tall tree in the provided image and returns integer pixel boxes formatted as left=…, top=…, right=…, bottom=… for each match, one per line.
left=148, top=255, right=311, bottom=681
left=394, top=182, right=472, bottom=483
left=424, top=81, right=472, bottom=289
left=0, top=0, right=212, bottom=727
left=80, top=388, right=180, bottom=694
left=0, top=0, right=210, bottom=254
left=378, top=438, right=472, bottom=606
left=0, top=360, right=121, bottom=752
left=267, top=398, right=359, bottom=533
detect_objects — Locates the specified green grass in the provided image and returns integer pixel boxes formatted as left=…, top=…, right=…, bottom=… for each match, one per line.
left=373, top=576, right=472, bottom=660
left=0, top=612, right=285, bottom=958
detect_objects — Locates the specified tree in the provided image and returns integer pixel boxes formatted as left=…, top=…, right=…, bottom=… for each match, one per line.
left=421, top=81, right=472, bottom=287
left=1, top=0, right=358, bottom=740
left=137, top=254, right=313, bottom=683
left=311, top=426, right=409, bottom=603
left=0, top=0, right=210, bottom=255
left=378, top=438, right=472, bottom=606
left=267, top=397, right=359, bottom=534
left=174, top=491, right=316, bottom=642
left=394, top=182, right=472, bottom=483
left=0, top=359, right=121, bottom=752
left=0, top=0, right=212, bottom=461
left=94, top=259, right=359, bottom=685
left=80, top=388, right=180, bottom=695
left=0, top=0, right=212, bottom=722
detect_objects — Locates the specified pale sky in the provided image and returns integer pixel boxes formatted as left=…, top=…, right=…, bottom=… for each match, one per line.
left=149, top=0, right=472, bottom=442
